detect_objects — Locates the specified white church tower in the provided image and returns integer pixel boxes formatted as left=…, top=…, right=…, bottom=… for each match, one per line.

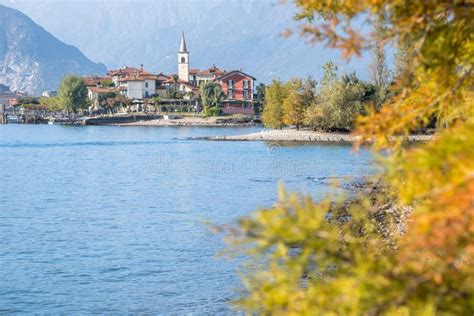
left=178, top=32, right=189, bottom=82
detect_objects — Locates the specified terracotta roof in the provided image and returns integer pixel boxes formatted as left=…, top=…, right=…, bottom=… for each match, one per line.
left=189, top=68, right=200, bottom=74
left=197, top=65, right=225, bottom=76
left=156, top=73, right=171, bottom=80
left=88, top=87, right=119, bottom=93
left=83, top=76, right=109, bottom=86
left=178, top=80, right=199, bottom=91
left=215, top=70, right=256, bottom=81
left=163, top=76, right=179, bottom=84
left=118, top=73, right=159, bottom=82
left=108, top=66, right=153, bottom=77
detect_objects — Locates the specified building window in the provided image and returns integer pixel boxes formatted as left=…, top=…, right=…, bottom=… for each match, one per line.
left=145, top=91, right=149, bottom=98
left=243, top=80, right=249, bottom=89
left=181, top=57, right=186, bottom=63
left=227, top=79, right=233, bottom=89
left=145, top=82, right=149, bottom=88
left=227, top=90, right=233, bottom=99
left=244, top=90, right=249, bottom=99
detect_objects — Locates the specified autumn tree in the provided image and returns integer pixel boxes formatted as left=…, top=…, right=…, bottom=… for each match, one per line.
left=227, top=0, right=474, bottom=314
left=282, top=77, right=316, bottom=129
left=262, top=80, right=288, bottom=129
left=282, top=79, right=304, bottom=129
left=394, top=35, right=415, bottom=88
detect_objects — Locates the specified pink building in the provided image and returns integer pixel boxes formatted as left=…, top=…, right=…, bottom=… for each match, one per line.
left=215, top=70, right=255, bottom=115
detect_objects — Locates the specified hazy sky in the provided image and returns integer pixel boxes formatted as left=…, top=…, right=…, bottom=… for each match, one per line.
left=0, top=0, right=380, bottom=82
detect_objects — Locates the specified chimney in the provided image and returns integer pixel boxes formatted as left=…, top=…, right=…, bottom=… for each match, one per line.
left=140, top=64, right=144, bottom=72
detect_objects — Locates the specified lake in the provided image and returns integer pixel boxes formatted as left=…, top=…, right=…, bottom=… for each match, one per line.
left=0, top=125, right=375, bottom=314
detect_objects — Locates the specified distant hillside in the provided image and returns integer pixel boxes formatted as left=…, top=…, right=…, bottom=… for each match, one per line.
left=0, top=4, right=106, bottom=94
left=0, top=0, right=374, bottom=84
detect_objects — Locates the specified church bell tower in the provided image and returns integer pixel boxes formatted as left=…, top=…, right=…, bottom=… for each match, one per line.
left=178, top=32, right=189, bottom=82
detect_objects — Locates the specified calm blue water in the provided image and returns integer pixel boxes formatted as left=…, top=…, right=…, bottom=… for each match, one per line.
left=0, top=125, right=374, bottom=314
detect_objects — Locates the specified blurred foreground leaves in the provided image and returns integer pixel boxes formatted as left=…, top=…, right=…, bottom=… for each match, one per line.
left=224, top=0, right=474, bottom=314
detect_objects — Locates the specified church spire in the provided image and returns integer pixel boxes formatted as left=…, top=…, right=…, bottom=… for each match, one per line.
left=179, top=32, right=188, bottom=53
left=177, top=32, right=189, bottom=82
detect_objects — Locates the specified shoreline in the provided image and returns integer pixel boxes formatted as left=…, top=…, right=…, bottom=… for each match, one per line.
left=111, top=118, right=258, bottom=127
left=93, top=115, right=261, bottom=127
left=200, top=129, right=434, bottom=143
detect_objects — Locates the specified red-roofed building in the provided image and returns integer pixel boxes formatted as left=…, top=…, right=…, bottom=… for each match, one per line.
left=215, top=70, right=256, bottom=115
left=174, top=33, right=257, bottom=114
left=87, top=86, right=122, bottom=110
left=82, top=33, right=257, bottom=115
left=189, top=65, right=225, bottom=86
left=107, top=66, right=159, bottom=99
left=83, top=75, right=111, bottom=87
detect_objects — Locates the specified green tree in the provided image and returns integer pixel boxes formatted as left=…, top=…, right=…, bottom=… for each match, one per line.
left=262, top=80, right=287, bottom=129
left=151, top=95, right=161, bottom=105
left=200, top=82, right=224, bottom=116
left=39, top=96, right=62, bottom=111
left=253, top=83, right=266, bottom=114
left=165, top=90, right=183, bottom=99
left=320, top=60, right=337, bottom=87
left=172, top=74, right=179, bottom=92
left=304, top=67, right=365, bottom=131
left=16, top=97, right=40, bottom=106
left=57, top=75, right=89, bottom=113
left=99, top=79, right=115, bottom=88
left=256, top=83, right=266, bottom=102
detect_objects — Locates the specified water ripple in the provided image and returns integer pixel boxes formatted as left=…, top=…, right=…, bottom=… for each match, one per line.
left=0, top=125, right=375, bottom=314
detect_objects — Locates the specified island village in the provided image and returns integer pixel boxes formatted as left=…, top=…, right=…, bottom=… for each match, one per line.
left=0, top=33, right=258, bottom=125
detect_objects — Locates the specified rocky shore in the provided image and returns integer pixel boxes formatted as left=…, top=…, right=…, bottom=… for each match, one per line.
left=204, top=129, right=434, bottom=142
left=110, top=115, right=261, bottom=127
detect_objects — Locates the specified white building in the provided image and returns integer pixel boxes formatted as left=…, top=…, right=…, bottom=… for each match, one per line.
left=178, top=33, right=189, bottom=82
left=118, top=75, right=157, bottom=99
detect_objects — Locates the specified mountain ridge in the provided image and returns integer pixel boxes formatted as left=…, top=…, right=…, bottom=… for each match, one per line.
left=0, top=0, right=372, bottom=84
left=0, top=3, right=106, bottom=94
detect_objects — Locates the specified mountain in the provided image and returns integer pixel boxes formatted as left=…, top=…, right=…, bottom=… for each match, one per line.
left=0, top=4, right=106, bottom=94
left=0, top=0, right=374, bottom=84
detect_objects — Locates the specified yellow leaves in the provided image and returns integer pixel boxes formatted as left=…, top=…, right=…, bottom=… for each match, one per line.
left=262, top=79, right=288, bottom=129
left=388, top=119, right=474, bottom=203
left=226, top=185, right=404, bottom=314
left=356, top=70, right=473, bottom=150
left=230, top=0, right=474, bottom=314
